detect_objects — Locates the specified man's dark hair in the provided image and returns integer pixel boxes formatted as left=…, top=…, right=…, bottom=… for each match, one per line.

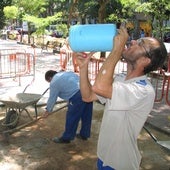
left=45, top=70, right=57, bottom=81
left=144, top=39, right=168, bottom=74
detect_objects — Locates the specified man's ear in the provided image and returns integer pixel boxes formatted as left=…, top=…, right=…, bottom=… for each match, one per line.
left=145, top=57, right=151, bottom=66
left=140, top=57, right=151, bottom=67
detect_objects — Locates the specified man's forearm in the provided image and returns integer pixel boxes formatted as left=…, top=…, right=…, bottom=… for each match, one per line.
left=79, top=64, right=95, bottom=102
left=92, top=50, right=121, bottom=98
left=92, top=27, right=128, bottom=98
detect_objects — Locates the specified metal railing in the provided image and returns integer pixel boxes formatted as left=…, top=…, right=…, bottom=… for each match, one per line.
left=0, top=49, right=35, bottom=86
left=59, top=50, right=127, bottom=81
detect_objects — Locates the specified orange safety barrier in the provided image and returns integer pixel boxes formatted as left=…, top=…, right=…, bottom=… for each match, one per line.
left=149, top=54, right=170, bottom=105
left=88, top=57, right=105, bottom=81
left=60, top=49, right=71, bottom=70
left=59, top=50, right=128, bottom=81
left=164, top=72, right=170, bottom=105
left=0, top=48, right=26, bottom=55
left=59, top=50, right=104, bottom=79
left=162, top=55, right=170, bottom=105
left=9, top=54, right=17, bottom=61
left=149, top=70, right=165, bottom=102
left=59, top=50, right=79, bottom=72
left=0, top=51, right=35, bottom=86
left=88, top=57, right=127, bottom=81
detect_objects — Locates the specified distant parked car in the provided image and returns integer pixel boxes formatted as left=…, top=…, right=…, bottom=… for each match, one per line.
left=15, top=27, right=22, bottom=34
left=8, top=30, right=20, bottom=40
left=164, top=32, right=170, bottom=43
left=50, top=30, right=63, bottom=38
left=14, top=27, right=36, bottom=35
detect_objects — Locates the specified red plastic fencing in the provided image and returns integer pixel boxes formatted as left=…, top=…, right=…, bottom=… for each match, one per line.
left=59, top=50, right=127, bottom=81
left=0, top=49, right=35, bottom=85
left=149, top=53, right=170, bottom=105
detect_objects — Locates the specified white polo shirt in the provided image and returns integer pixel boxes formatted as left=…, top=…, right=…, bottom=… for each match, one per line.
left=97, top=74, right=155, bottom=170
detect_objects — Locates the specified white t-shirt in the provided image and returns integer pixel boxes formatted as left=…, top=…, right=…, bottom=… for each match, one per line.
left=97, top=74, right=155, bottom=170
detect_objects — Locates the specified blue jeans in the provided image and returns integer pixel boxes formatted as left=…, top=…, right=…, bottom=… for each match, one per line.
left=62, top=90, right=93, bottom=140
left=97, top=159, right=115, bottom=170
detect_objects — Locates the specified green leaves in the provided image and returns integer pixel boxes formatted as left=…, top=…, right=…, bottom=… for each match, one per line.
left=3, top=6, right=18, bottom=19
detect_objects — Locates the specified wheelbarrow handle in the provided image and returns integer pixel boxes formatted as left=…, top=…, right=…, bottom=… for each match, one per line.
left=41, top=88, right=49, bottom=96
left=143, top=126, right=158, bottom=142
left=23, top=84, right=31, bottom=93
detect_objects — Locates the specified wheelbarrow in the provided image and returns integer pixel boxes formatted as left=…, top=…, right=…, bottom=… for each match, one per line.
left=0, top=88, right=67, bottom=134
left=143, top=126, right=170, bottom=152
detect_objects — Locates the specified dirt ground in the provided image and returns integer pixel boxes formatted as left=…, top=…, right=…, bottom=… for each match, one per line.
left=0, top=101, right=169, bottom=170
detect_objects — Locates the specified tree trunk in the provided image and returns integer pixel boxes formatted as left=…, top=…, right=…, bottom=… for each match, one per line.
left=98, top=0, right=109, bottom=58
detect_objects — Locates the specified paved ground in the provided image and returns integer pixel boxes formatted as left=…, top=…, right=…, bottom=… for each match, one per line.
left=0, top=40, right=169, bottom=170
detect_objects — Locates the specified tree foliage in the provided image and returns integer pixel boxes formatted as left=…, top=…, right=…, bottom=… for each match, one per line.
left=0, top=0, right=12, bottom=29
left=12, top=0, right=47, bottom=16
left=1, top=0, right=169, bottom=41
left=136, top=0, right=170, bottom=39
left=24, top=13, right=62, bottom=35
left=3, top=6, right=18, bottom=19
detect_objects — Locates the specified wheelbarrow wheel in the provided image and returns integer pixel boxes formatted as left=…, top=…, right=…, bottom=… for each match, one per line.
left=5, top=110, right=19, bottom=129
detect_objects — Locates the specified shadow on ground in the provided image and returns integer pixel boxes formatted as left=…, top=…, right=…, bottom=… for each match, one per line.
left=0, top=102, right=169, bottom=170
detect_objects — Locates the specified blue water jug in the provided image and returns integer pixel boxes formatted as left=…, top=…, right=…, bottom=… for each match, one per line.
left=68, top=24, right=117, bottom=52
